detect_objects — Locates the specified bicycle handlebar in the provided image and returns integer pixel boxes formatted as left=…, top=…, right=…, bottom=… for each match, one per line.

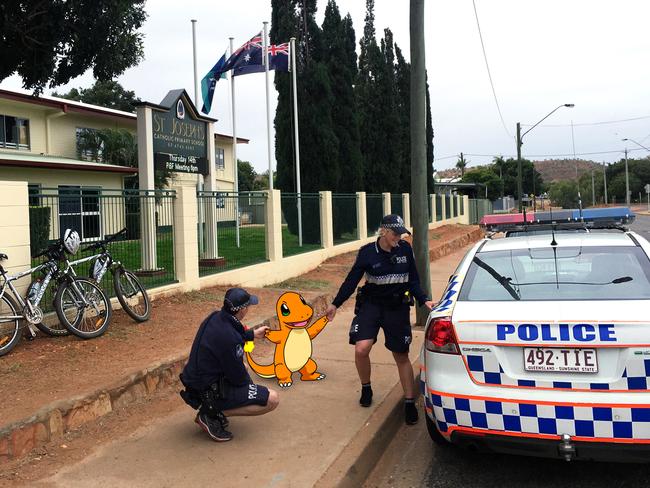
left=81, top=228, right=128, bottom=253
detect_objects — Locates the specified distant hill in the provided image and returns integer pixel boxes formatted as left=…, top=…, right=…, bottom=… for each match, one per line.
left=533, top=159, right=603, bottom=183
left=435, top=159, right=603, bottom=184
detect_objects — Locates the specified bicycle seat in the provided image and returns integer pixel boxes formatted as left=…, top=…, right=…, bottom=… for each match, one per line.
left=0, top=253, right=7, bottom=261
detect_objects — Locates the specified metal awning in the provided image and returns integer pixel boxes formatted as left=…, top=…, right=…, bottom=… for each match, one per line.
left=0, top=153, right=138, bottom=174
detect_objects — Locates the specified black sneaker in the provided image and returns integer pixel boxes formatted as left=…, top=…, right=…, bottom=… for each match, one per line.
left=405, top=401, right=419, bottom=425
left=215, top=411, right=230, bottom=429
left=195, top=412, right=233, bottom=442
left=359, top=385, right=373, bottom=407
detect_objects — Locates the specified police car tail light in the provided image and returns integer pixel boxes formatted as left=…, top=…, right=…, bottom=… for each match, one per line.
left=425, top=317, right=459, bottom=354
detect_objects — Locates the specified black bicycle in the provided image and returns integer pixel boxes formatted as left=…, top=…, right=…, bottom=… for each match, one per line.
left=0, top=236, right=112, bottom=356
left=70, top=228, right=151, bottom=322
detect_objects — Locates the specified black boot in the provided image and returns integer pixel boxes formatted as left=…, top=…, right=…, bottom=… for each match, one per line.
left=405, top=398, right=418, bottom=425
left=359, top=383, right=373, bottom=407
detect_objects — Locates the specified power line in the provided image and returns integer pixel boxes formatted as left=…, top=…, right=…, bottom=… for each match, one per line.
left=472, top=0, right=512, bottom=139
left=434, top=147, right=647, bottom=162
left=521, top=114, right=650, bottom=128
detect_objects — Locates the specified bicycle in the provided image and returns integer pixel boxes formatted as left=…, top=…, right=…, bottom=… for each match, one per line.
left=0, top=234, right=112, bottom=356
left=71, top=228, right=151, bottom=322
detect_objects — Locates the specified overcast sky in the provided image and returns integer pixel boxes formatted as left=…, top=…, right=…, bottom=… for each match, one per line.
left=4, top=0, right=650, bottom=173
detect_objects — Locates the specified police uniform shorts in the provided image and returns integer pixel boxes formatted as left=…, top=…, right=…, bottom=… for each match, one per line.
left=349, top=302, right=412, bottom=353
left=214, top=382, right=270, bottom=411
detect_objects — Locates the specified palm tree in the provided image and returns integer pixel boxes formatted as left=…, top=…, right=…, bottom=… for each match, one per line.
left=455, top=152, right=467, bottom=177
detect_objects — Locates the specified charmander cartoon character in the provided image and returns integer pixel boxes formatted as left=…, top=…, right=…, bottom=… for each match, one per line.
left=246, top=292, right=329, bottom=388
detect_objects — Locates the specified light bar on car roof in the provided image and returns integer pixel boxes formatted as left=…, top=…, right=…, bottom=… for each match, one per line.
left=480, top=207, right=635, bottom=231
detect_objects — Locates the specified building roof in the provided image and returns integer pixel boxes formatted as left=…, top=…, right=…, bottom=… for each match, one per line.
left=0, top=87, right=250, bottom=143
left=0, top=152, right=138, bottom=174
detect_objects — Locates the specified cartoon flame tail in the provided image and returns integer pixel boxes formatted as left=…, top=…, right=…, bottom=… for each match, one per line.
left=245, top=352, right=276, bottom=379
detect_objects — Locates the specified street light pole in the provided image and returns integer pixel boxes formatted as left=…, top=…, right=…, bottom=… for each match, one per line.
left=625, top=148, right=630, bottom=206
left=621, top=137, right=650, bottom=206
left=516, top=122, right=523, bottom=211
left=517, top=104, right=575, bottom=211
left=603, top=162, right=608, bottom=205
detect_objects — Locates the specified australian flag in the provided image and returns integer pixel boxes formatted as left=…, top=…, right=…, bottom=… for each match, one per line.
left=223, top=32, right=290, bottom=77
left=200, top=51, right=227, bottom=114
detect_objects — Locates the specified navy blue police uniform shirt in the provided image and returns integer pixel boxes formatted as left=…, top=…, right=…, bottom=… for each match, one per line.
left=182, top=309, right=255, bottom=391
left=332, top=239, right=429, bottom=308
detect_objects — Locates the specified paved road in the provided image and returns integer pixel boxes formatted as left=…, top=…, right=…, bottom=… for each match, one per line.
left=365, top=420, right=650, bottom=488
left=364, top=215, right=650, bottom=488
left=630, top=213, right=650, bottom=240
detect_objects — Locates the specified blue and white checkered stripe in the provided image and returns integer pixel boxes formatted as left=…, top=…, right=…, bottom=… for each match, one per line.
left=425, top=389, right=650, bottom=440
left=465, top=353, right=650, bottom=391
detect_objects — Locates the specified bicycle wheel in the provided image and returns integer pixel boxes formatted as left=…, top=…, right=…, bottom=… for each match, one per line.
left=54, top=278, right=112, bottom=339
left=33, top=283, right=70, bottom=336
left=113, top=268, right=151, bottom=322
left=0, top=294, right=21, bottom=356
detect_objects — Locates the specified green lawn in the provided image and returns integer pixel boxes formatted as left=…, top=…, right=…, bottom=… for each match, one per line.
left=199, top=225, right=322, bottom=276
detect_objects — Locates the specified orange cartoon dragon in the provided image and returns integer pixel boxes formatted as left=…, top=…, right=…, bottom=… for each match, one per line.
left=246, top=292, right=329, bottom=388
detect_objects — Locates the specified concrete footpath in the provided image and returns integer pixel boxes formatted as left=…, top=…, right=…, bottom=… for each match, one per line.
left=31, top=245, right=473, bottom=488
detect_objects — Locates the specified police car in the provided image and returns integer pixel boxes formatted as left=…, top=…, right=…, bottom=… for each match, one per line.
left=419, top=207, right=650, bottom=461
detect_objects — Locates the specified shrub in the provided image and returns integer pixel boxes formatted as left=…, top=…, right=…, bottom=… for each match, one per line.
left=29, top=206, right=51, bottom=256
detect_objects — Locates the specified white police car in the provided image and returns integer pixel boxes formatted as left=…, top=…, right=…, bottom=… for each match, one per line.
left=420, top=207, right=650, bottom=461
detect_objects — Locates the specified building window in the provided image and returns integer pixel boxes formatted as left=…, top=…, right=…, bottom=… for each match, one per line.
left=76, top=128, right=104, bottom=161
left=58, top=185, right=102, bottom=241
left=28, top=184, right=41, bottom=206
left=0, top=114, right=30, bottom=149
left=215, top=147, right=225, bottom=170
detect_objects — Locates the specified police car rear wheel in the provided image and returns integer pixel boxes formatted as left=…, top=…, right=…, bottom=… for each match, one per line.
left=425, top=411, right=450, bottom=447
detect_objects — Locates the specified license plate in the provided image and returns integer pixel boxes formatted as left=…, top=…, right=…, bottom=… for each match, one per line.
left=523, top=348, right=598, bottom=373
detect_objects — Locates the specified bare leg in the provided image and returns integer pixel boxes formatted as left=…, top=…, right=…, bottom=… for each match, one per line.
left=355, top=339, right=374, bottom=384
left=223, top=389, right=280, bottom=417
left=392, top=351, right=415, bottom=399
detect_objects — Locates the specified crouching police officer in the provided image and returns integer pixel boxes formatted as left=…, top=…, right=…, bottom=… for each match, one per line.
left=180, top=287, right=280, bottom=442
left=325, top=214, right=434, bottom=425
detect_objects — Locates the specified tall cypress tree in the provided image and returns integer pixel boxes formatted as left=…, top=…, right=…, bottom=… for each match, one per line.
left=270, top=0, right=299, bottom=193
left=357, top=0, right=388, bottom=193
left=378, top=28, right=401, bottom=193
left=322, top=2, right=363, bottom=192
left=395, top=44, right=410, bottom=192
left=425, top=72, right=435, bottom=193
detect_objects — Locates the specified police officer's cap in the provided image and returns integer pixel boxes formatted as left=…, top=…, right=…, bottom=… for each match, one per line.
left=380, top=214, right=411, bottom=235
left=223, top=287, right=259, bottom=313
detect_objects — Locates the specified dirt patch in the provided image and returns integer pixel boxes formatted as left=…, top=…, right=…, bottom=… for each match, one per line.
left=0, top=224, right=478, bottom=447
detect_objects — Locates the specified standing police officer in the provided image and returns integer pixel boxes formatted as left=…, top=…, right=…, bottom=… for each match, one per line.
left=180, top=288, right=280, bottom=442
left=325, top=215, right=434, bottom=425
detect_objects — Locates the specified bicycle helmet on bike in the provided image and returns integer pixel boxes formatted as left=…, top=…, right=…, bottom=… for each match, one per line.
left=62, top=229, right=81, bottom=255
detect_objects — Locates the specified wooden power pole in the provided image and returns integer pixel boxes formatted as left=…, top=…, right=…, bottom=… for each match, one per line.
left=410, top=0, right=431, bottom=326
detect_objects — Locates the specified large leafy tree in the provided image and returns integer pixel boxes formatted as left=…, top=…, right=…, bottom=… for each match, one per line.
left=605, top=157, right=650, bottom=203
left=53, top=80, right=141, bottom=113
left=237, top=160, right=258, bottom=192
left=461, top=166, right=503, bottom=200
left=548, top=180, right=579, bottom=209
left=0, top=0, right=146, bottom=94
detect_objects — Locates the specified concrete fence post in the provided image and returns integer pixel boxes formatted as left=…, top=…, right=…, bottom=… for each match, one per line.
left=430, top=194, right=437, bottom=223
left=461, top=195, right=470, bottom=225
left=320, top=191, right=334, bottom=248
left=382, top=192, right=391, bottom=216
left=441, top=195, right=447, bottom=223
left=356, top=192, right=367, bottom=240
left=265, top=189, right=283, bottom=261
left=402, top=193, right=411, bottom=227
left=0, top=181, right=31, bottom=295
left=172, top=181, right=200, bottom=291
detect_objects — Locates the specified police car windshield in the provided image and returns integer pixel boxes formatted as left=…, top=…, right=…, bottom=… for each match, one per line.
left=460, top=246, right=650, bottom=301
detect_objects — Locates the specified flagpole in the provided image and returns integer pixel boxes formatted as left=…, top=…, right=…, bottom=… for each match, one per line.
left=192, top=19, right=205, bottom=256
left=290, top=37, right=302, bottom=247
left=229, top=37, right=240, bottom=248
left=263, top=21, right=273, bottom=190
